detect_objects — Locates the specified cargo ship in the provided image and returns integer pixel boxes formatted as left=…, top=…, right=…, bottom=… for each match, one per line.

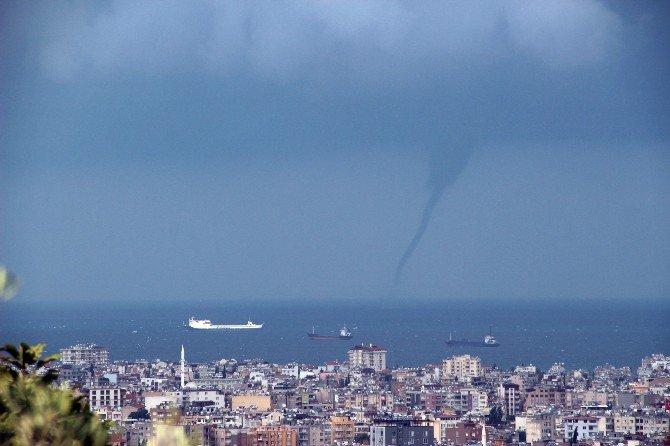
left=445, top=327, right=500, bottom=347
left=188, top=317, right=263, bottom=330
left=307, top=325, right=352, bottom=340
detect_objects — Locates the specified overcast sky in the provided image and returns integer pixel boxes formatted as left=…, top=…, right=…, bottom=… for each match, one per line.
left=1, top=1, right=669, bottom=303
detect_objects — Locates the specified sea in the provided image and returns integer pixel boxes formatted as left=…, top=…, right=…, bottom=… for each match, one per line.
left=1, top=298, right=668, bottom=371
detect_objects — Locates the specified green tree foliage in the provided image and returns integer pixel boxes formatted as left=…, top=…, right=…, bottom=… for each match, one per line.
left=355, top=433, right=370, bottom=444
left=0, top=342, right=110, bottom=446
left=486, top=405, right=504, bottom=427
left=0, top=267, right=20, bottom=302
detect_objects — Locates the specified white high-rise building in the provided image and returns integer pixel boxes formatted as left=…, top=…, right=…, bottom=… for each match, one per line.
left=348, top=344, right=387, bottom=372
left=442, top=354, right=482, bottom=383
left=89, top=387, right=125, bottom=409
left=60, top=344, right=109, bottom=367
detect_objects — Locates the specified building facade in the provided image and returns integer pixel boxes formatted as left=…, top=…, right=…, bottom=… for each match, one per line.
left=330, top=415, right=355, bottom=444
left=254, top=426, right=297, bottom=446
left=371, top=420, right=434, bottom=446
left=348, top=345, right=387, bottom=372
left=563, top=416, right=600, bottom=441
left=498, top=383, right=522, bottom=417
left=525, top=387, right=567, bottom=409
left=442, top=355, right=482, bottom=383
left=60, top=344, right=109, bottom=367
left=88, top=387, right=125, bottom=409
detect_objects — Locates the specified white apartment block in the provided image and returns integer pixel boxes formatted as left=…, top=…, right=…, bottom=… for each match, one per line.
left=89, top=387, right=125, bottom=409
left=447, top=387, right=488, bottom=413
left=514, top=365, right=538, bottom=374
left=348, top=344, right=387, bottom=372
left=144, top=391, right=180, bottom=410
left=182, top=389, right=227, bottom=409
left=140, top=377, right=169, bottom=391
left=563, top=416, right=600, bottom=441
left=442, top=355, right=482, bottom=383
left=516, top=414, right=557, bottom=442
left=60, top=344, right=109, bottom=367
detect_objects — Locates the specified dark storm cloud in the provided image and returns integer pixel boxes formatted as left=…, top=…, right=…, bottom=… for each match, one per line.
left=1, top=1, right=668, bottom=302
left=35, top=1, right=621, bottom=83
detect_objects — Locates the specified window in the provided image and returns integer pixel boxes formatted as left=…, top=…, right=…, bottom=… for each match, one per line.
left=423, top=439, right=428, bottom=444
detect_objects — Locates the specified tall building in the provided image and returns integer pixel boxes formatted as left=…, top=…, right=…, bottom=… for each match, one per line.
left=563, top=416, right=600, bottom=441
left=498, top=383, right=522, bottom=417
left=433, top=420, right=481, bottom=446
left=60, top=344, right=109, bottom=367
left=348, top=344, right=387, bottom=372
left=370, top=419, right=434, bottom=446
left=515, top=414, right=557, bottom=442
left=290, top=424, right=328, bottom=446
left=442, top=355, right=482, bottom=383
left=255, top=426, right=297, bottom=446
left=525, top=386, right=567, bottom=409
left=448, top=387, right=488, bottom=413
left=331, top=415, right=355, bottom=444
left=88, top=387, right=125, bottom=409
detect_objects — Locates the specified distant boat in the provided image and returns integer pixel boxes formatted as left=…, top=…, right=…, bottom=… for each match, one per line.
left=188, top=317, right=263, bottom=330
left=445, top=326, right=500, bottom=347
left=307, top=325, right=352, bottom=341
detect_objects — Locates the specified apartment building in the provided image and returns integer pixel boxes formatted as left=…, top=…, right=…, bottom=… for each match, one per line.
left=371, top=419, right=434, bottom=446
left=60, top=344, right=109, bottom=367
left=442, top=355, right=482, bottom=383
left=348, top=345, right=387, bottom=372
left=330, top=415, right=355, bottom=444
left=88, top=387, right=125, bottom=409
left=563, top=416, right=600, bottom=441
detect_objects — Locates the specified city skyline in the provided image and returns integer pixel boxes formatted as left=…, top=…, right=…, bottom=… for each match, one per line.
left=47, top=341, right=670, bottom=446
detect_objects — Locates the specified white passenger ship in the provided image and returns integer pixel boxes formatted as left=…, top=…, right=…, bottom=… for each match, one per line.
left=188, top=317, right=263, bottom=330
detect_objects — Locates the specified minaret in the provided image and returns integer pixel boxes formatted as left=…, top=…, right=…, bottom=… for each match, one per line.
left=481, top=423, right=487, bottom=446
left=180, top=344, right=185, bottom=389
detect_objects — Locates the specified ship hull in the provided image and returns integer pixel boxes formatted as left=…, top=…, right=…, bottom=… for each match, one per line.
left=190, top=325, right=263, bottom=330
left=220, top=325, right=263, bottom=329
left=307, top=334, right=352, bottom=340
left=445, top=340, right=499, bottom=347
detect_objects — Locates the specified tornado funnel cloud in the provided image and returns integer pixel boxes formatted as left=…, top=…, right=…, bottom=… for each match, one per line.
left=393, top=187, right=445, bottom=288
left=393, top=147, right=471, bottom=289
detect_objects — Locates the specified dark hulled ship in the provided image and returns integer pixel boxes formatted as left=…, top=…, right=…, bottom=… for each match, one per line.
left=307, top=325, right=352, bottom=340
left=445, top=327, right=500, bottom=347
